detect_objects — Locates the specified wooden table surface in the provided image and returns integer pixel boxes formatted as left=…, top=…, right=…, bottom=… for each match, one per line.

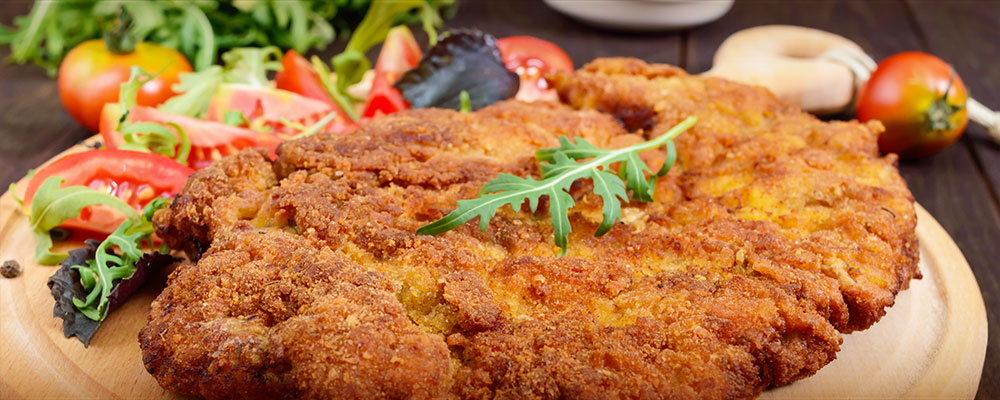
left=1, top=0, right=996, bottom=398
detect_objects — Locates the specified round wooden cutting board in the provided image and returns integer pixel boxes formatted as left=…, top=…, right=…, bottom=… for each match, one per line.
left=0, top=140, right=988, bottom=399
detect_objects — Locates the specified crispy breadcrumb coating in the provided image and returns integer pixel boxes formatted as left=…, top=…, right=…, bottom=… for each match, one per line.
left=142, top=58, right=919, bottom=399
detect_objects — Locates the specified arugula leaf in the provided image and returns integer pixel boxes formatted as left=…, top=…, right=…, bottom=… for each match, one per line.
left=417, top=116, right=698, bottom=256
left=290, top=110, right=345, bottom=140
left=113, top=67, right=192, bottom=164
left=29, top=177, right=140, bottom=265
left=459, top=90, right=471, bottom=113
left=158, top=66, right=224, bottom=118
left=158, top=47, right=284, bottom=120
left=71, top=198, right=168, bottom=321
left=9, top=183, right=24, bottom=207
left=223, top=110, right=250, bottom=126
left=182, top=3, right=217, bottom=70
left=220, top=46, right=283, bottom=87
left=310, top=55, right=360, bottom=121
left=395, top=30, right=520, bottom=111
left=48, top=218, right=177, bottom=346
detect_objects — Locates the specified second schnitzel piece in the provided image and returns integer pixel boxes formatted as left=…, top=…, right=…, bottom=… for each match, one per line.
left=143, top=58, right=919, bottom=399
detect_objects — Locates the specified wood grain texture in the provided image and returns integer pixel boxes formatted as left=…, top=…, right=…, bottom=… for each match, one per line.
left=0, top=141, right=988, bottom=399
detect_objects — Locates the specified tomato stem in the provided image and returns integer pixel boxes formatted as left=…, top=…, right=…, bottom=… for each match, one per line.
left=924, top=75, right=964, bottom=133
left=103, top=7, right=136, bottom=55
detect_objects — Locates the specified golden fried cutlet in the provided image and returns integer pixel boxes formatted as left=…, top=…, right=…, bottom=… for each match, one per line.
left=142, top=58, right=919, bottom=399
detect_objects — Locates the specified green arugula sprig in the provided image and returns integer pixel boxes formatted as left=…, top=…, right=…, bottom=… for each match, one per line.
left=71, top=198, right=167, bottom=321
left=28, top=177, right=140, bottom=265
left=114, top=66, right=191, bottom=164
left=417, top=116, right=697, bottom=256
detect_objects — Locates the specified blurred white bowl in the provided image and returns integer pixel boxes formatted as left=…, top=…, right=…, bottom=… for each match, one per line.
left=544, top=0, right=734, bottom=31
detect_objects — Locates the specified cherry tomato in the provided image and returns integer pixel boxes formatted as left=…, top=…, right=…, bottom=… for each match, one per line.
left=856, top=52, right=968, bottom=158
left=100, top=103, right=281, bottom=169
left=496, top=36, right=574, bottom=102
left=363, top=26, right=421, bottom=118
left=58, top=39, right=192, bottom=132
left=23, top=150, right=194, bottom=235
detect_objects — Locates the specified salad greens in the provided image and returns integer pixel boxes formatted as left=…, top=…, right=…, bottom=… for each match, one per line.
left=28, top=177, right=140, bottom=265
left=417, top=116, right=698, bottom=256
left=71, top=198, right=167, bottom=321
left=114, top=67, right=191, bottom=164
left=158, top=47, right=294, bottom=119
left=0, top=0, right=417, bottom=74
left=48, top=200, right=177, bottom=346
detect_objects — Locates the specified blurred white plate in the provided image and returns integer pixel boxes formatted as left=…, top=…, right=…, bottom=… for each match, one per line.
left=544, top=0, right=734, bottom=31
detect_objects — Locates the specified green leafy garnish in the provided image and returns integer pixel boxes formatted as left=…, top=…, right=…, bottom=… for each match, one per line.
left=158, top=47, right=286, bottom=120
left=417, top=116, right=697, bottom=256
left=28, top=177, right=140, bottom=265
left=220, top=46, right=283, bottom=87
left=223, top=110, right=250, bottom=127
left=311, top=55, right=360, bottom=122
left=325, top=0, right=452, bottom=107
left=71, top=198, right=167, bottom=321
left=291, top=110, right=345, bottom=140
left=9, top=183, right=24, bottom=207
left=113, top=67, right=192, bottom=164
left=0, top=1, right=411, bottom=75
left=459, top=90, right=471, bottom=113
left=158, top=66, right=224, bottom=118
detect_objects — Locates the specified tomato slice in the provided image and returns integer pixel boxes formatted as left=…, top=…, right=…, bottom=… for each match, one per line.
left=363, top=75, right=411, bottom=118
left=100, top=103, right=281, bottom=169
left=362, top=26, right=421, bottom=118
left=496, top=36, right=574, bottom=102
left=23, top=149, right=194, bottom=235
left=206, top=84, right=354, bottom=136
left=275, top=50, right=339, bottom=108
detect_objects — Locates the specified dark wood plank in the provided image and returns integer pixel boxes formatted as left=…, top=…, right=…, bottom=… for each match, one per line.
left=0, top=1, right=92, bottom=187
left=906, top=1, right=1000, bottom=398
left=685, top=0, right=999, bottom=396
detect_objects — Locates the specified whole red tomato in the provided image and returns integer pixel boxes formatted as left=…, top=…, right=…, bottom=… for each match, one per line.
left=856, top=52, right=968, bottom=158
left=58, top=39, right=192, bottom=132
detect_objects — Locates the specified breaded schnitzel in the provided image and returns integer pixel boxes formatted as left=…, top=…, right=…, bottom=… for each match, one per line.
left=142, top=58, right=919, bottom=399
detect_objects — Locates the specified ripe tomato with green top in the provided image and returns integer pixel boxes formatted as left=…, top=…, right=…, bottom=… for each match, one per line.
left=856, top=52, right=968, bottom=159
left=58, top=39, right=192, bottom=132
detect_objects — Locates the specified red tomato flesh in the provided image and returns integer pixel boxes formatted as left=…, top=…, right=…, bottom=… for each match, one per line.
left=207, top=84, right=346, bottom=136
left=363, top=26, right=421, bottom=118
left=100, top=103, right=281, bottom=169
left=496, top=36, right=574, bottom=102
left=23, top=149, right=194, bottom=235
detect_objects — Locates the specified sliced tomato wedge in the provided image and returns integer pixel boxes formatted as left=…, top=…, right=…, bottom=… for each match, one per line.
left=496, top=36, right=574, bottom=102
left=23, top=149, right=194, bottom=235
left=362, top=26, right=421, bottom=118
left=206, top=84, right=354, bottom=136
left=275, top=50, right=338, bottom=108
left=100, top=103, right=280, bottom=169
